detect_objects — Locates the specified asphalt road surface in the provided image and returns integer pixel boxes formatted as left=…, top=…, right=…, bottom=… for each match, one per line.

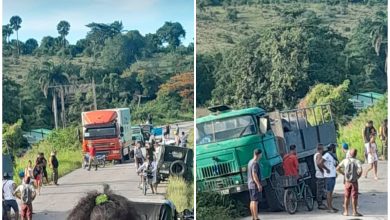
left=26, top=121, right=193, bottom=220
left=241, top=161, right=388, bottom=220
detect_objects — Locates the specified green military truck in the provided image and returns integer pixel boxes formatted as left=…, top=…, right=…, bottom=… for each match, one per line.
left=196, top=104, right=336, bottom=210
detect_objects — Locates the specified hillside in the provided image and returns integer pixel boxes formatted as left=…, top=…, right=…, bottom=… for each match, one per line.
left=197, top=3, right=387, bottom=54
left=3, top=20, right=194, bottom=130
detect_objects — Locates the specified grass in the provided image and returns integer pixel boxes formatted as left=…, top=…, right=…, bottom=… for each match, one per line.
left=12, top=127, right=82, bottom=185
left=337, top=96, right=387, bottom=161
left=197, top=3, right=386, bottom=54
left=165, top=176, right=194, bottom=212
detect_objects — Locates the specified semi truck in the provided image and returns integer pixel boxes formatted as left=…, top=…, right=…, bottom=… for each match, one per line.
left=81, top=108, right=132, bottom=163
left=196, top=104, right=336, bottom=210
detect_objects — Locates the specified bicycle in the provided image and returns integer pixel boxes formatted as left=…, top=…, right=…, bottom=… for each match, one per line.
left=141, top=169, right=154, bottom=195
left=281, top=173, right=314, bottom=214
left=95, top=155, right=106, bottom=168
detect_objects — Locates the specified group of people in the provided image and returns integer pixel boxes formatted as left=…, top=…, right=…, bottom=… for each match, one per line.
left=2, top=151, right=59, bottom=220
left=165, top=124, right=188, bottom=147
left=247, top=119, right=387, bottom=220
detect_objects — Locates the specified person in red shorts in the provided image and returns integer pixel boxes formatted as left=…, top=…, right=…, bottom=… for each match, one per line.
left=283, top=144, right=299, bottom=177
left=88, top=145, right=98, bottom=171
left=14, top=177, right=36, bottom=220
left=336, top=148, right=363, bottom=217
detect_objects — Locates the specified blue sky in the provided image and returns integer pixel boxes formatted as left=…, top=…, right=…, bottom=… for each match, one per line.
left=3, top=0, right=194, bottom=45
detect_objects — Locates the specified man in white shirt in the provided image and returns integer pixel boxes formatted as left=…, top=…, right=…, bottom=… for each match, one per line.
left=3, top=173, right=19, bottom=220
left=314, top=144, right=329, bottom=210
left=323, top=143, right=339, bottom=213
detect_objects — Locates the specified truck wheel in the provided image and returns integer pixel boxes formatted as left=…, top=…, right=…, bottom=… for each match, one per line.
left=264, top=168, right=284, bottom=211
left=170, top=160, right=187, bottom=176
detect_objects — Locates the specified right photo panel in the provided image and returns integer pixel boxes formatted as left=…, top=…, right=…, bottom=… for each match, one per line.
left=196, top=0, right=388, bottom=219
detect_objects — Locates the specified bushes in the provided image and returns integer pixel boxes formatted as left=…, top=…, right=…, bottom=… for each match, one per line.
left=197, top=192, right=247, bottom=219
left=166, top=176, right=193, bottom=212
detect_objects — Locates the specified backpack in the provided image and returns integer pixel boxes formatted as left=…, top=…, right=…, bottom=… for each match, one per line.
left=21, top=185, right=33, bottom=204
left=345, top=159, right=359, bottom=182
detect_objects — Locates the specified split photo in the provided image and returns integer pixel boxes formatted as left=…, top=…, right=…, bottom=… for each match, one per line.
left=2, top=0, right=194, bottom=219
left=196, top=0, right=388, bottom=219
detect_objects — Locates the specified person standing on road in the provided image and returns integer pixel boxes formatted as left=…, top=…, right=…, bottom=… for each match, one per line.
left=336, top=148, right=363, bottom=217
left=49, top=151, right=59, bottom=185
left=314, top=144, right=329, bottom=210
left=33, top=162, right=43, bottom=195
left=282, top=144, right=299, bottom=177
left=24, top=160, right=35, bottom=186
left=363, top=120, right=376, bottom=160
left=36, top=153, right=49, bottom=184
left=13, top=177, right=36, bottom=220
left=88, top=145, right=98, bottom=171
left=323, top=143, right=339, bottom=213
left=364, top=134, right=379, bottom=180
left=379, top=119, right=388, bottom=160
left=247, top=149, right=263, bottom=220
left=179, top=132, right=188, bottom=148
left=135, top=142, right=144, bottom=171
left=3, top=173, right=19, bottom=220
left=164, top=125, right=171, bottom=139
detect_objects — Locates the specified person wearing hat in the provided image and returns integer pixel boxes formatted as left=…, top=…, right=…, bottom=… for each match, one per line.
left=49, top=151, right=59, bottom=185
left=342, top=143, right=351, bottom=159
left=322, top=143, right=339, bottom=213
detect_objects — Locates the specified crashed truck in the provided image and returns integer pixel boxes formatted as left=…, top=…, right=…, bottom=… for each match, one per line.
left=196, top=104, right=337, bottom=210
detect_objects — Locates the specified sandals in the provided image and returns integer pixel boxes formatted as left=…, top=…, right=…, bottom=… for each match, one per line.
left=353, top=212, right=363, bottom=216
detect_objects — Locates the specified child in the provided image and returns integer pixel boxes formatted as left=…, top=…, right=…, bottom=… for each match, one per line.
left=14, top=177, right=36, bottom=220
left=136, top=158, right=158, bottom=194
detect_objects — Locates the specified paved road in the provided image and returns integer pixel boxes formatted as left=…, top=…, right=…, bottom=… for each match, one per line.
left=28, top=121, right=193, bottom=220
left=241, top=161, right=388, bottom=220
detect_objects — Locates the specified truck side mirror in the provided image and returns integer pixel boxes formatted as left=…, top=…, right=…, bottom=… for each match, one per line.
left=120, top=126, right=124, bottom=133
left=259, top=118, right=269, bottom=134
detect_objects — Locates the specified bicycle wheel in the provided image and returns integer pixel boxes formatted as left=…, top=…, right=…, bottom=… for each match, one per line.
left=304, top=185, right=314, bottom=211
left=284, top=188, right=297, bottom=214
left=98, top=159, right=105, bottom=168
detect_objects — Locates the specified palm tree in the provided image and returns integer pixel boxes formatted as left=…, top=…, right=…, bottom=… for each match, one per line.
left=38, top=61, right=70, bottom=128
left=370, top=11, right=387, bottom=72
left=9, top=16, right=22, bottom=54
left=57, top=20, right=70, bottom=48
left=2, top=24, right=13, bottom=43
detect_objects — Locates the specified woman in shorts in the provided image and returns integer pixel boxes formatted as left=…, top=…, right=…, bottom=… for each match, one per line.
left=364, top=134, right=379, bottom=180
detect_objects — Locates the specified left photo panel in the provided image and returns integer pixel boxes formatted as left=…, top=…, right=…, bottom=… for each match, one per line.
left=2, top=0, right=194, bottom=219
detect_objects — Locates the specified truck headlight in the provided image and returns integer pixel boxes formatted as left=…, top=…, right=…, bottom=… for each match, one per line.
left=235, top=180, right=240, bottom=184
left=241, top=166, right=247, bottom=172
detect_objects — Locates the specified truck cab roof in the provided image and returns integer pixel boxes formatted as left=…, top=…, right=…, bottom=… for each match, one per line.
left=197, top=107, right=266, bottom=124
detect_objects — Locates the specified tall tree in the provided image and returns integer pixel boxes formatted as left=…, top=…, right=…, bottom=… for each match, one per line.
left=9, top=15, right=22, bottom=55
left=57, top=20, right=71, bottom=48
left=24, top=38, right=38, bottom=54
left=156, top=22, right=186, bottom=49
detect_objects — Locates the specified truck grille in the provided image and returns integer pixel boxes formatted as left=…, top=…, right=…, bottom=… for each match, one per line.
left=203, top=178, right=235, bottom=191
left=200, top=161, right=238, bottom=179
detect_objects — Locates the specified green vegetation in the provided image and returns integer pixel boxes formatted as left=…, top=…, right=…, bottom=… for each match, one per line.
left=337, top=96, right=387, bottom=161
left=12, top=127, right=82, bottom=185
left=3, top=19, right=193, bottom=131
left=197, top=192, right=247, bottom=220
left=196, top=1, right=387, bottom=111
left=166, top=176, right=194, bottom=212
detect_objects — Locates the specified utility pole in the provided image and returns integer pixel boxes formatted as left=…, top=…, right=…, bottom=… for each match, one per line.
left=92, top=78, right=97, bottom=110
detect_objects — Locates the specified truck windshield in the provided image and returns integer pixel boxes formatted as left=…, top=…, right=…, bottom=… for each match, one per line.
left=196, top=115, right=256, bottom=145
left=84, top=126, right=116, bottom=139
